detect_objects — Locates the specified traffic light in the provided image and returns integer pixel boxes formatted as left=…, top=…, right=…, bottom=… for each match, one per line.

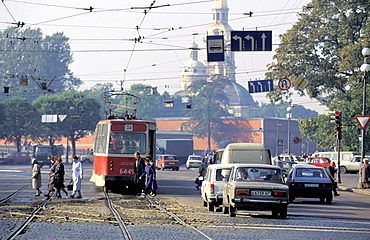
left=331, top=111, right=342, bottom=140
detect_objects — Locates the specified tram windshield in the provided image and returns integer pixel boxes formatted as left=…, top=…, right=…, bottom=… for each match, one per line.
left=109, top=132, right=146, bottom=154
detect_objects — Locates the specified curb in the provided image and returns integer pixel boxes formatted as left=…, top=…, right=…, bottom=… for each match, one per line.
left=338, top=185, right=370, bottom=196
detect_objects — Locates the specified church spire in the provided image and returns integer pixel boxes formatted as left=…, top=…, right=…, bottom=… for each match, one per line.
left=212, top=0, right=229, bottom=24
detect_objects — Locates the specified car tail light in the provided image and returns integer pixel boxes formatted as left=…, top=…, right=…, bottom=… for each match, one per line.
left=291, top=182, right=303, bottom=187
left=209, top=183, right=214, bottom=194
left=272, top=191, right=287, bottom=197
left=321, top=183, right=332, bottom=188
left=236, top=189, right=249, bottom=195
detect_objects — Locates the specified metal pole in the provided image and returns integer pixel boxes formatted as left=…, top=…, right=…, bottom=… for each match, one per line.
left=288, top=114, right=291, bottom=155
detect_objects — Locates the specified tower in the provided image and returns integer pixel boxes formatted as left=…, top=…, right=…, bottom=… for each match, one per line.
left=179, top=37, right=207, bottom=94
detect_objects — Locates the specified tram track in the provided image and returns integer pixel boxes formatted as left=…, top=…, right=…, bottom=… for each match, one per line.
left=1, top=188, right=214, bottom=240
left=0, top=184, right=30, bottom=204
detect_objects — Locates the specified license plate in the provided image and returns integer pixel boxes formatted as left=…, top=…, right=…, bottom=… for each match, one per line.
left=251, top=191, right=271, bottom=196
left=305, top=184, right=319, bottom=187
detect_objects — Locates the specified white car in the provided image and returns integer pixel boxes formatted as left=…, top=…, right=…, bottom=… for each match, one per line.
left=201, top=164, right=233, bottom=211
left=186, top=154, right=203, bottom=169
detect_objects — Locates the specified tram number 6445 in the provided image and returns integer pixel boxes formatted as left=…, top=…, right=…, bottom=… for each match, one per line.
left=120, top=168, right=135, bottom=175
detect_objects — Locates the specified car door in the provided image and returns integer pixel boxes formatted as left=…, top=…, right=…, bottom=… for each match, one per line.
left=347, top=157, right=361, bottom=171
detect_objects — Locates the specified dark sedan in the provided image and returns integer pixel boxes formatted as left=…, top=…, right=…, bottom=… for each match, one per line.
left=286, top=164, right=333, bottom=204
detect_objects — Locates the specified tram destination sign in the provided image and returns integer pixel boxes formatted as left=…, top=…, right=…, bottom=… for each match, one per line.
left=231, top=31, right=272, bottom=51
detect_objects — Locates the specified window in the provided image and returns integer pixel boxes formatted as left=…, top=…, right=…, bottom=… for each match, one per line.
left=109, top=132, right=146, bottom=154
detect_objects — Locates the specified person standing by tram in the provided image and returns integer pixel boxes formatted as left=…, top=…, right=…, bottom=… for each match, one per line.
left=70, top=156, right=83, bottom=198
left=134, top=151, right=145, bottom=196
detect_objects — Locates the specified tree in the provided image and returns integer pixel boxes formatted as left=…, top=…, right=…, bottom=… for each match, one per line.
left=0, top=97, right=40, bottom=152
left=265, top=0, right=370, bottom=105
left=0, top=27, right=82, bottom=102
left=32, top=91, right=101, bottom=157
left=257, top=102, right=318, bottom=119
left=182, top=75, right=231, bottom=151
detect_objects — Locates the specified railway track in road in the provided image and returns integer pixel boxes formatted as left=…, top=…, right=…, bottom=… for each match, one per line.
left=1, top=186, right=214, bottom=240
left=0, top=184, right=30, bottom=204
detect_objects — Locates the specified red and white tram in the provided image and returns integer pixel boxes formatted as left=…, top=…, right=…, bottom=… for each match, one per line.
left=91, top=92, right=156, bottom=190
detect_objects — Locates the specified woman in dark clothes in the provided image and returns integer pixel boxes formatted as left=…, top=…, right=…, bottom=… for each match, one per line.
left=54, top=156, right=66, bottom=198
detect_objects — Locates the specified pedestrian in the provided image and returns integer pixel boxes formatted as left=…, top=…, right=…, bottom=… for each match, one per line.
left=327, top=161, right=340, bottom=196
left=134, top=151, right=145, bottom=196
left=360, top=158, right=370, bottom=189
left=196, top=158, right=208, bottom=190
left=140, top=157, right=157, bottom=196
left=44, top=156, right=57, bottom=198
left=70, top=156, right=83, bottom=198
left=54, top=156, right=66, bottom=198
left=31, top=158, right=42, bottom=196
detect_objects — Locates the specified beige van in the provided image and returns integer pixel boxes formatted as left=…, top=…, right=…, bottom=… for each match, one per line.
left=218, top=143, right=271, bottom=165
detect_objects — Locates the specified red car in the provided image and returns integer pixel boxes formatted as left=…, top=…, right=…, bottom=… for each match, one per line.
left=3, top=152, right=31, bottom=164
left=156, top=154, right=180, bottom=171
left=306, top=157, right=331, bottom=168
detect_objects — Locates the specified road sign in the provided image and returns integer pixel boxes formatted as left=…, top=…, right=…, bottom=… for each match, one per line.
left=356, top=116, right=370, bottom=130
left=248, top=79, right=274, bottom=93
left=207, top=35, right=224, bottom=62
left=277, top=139, right=283, bottom=146
left=293, top=136, right=301, bottom=144
left=278, top=77, right=291, bottom=90
left=294, top=75, right=309, bottom=90
left=231, top=31, right=272, bottom=51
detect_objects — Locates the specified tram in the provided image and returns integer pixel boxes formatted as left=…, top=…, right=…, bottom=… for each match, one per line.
left=91, top=92, right=156, bottom=190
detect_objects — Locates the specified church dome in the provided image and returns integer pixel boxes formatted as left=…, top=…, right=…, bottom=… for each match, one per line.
left=226, top=81, right=257, bottom=107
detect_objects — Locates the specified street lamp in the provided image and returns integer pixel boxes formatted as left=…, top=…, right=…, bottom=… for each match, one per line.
left=360, top=48, right=370, bottom=162
left=359, top=47, right=370, bottom=188
left=286, top=99, right=293, bottom=155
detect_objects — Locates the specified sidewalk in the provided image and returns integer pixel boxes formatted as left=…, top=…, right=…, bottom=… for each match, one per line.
left=337, top=174, right=370, bottom=196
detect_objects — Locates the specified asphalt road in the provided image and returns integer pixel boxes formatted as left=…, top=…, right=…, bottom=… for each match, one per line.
left=1, top=163, right=370, bottom=221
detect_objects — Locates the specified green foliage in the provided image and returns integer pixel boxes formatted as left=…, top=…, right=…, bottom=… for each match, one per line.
left=182, top=75, right=231, bottom=149
left=31, top=91, right=101, bottom=155
left=258, top=102, right=318, bottom=118
left=266, top=0, right=370, bottom=105
left=0, top=27, right=82, bottom=102
left=0, top=97, right=40, bottom=151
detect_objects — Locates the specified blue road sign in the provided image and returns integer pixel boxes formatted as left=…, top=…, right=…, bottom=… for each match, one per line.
left=207, top=35, right=225, bottom=62
left=231, top=31, right=272, bottom=51
left=248, top=79, right=274, bottom=93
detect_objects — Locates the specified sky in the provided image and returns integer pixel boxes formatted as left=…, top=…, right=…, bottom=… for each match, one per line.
left=0, top=0, right=328, bottom=113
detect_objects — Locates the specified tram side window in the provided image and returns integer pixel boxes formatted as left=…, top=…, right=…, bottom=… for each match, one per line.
left=109, top=132, right=146, bottom=154
left=95, top=124, right=108, bottom=154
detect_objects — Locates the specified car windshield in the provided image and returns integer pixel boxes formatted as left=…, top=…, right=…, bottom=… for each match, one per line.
left=164, top=156, right=177, bottom=160
left=234, top=167, right=283, bottom=183
left=189, top=157, right=202, bottom=160
left=295, top=168, right=327, bottom=178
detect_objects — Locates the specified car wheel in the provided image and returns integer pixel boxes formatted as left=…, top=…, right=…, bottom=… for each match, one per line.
left=207, top=201, right=215, bottom=212
left=228, top=203, right=236, bottom=217
left=325, top=194, right=333, bottom=204
left=271, top=208, right=279, bottom=218
left=162, top=167, right=165, bottom=171
left=339, top=166, right=347, bottom=174
left=319, top=197, right=325, bottom=203
left=186, top=167, right=189, bottom=169
left=176, top=167, right=179, bottom=171
left=289, top=195, right=294, bottom=203
left=8, top=160, right=14, bottom=165
left=83, top=158, right=91, bottom=164
left=279, top=205, right=288, bottom=219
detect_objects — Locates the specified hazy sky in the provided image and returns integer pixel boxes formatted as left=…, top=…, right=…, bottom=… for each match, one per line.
left=0, top=0, right=328, bottom=113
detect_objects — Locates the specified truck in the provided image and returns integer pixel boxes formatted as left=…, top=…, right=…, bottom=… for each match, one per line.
left=32, top=144, right=64, bottom=167
left=156, top=139, right=193, bottom=164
